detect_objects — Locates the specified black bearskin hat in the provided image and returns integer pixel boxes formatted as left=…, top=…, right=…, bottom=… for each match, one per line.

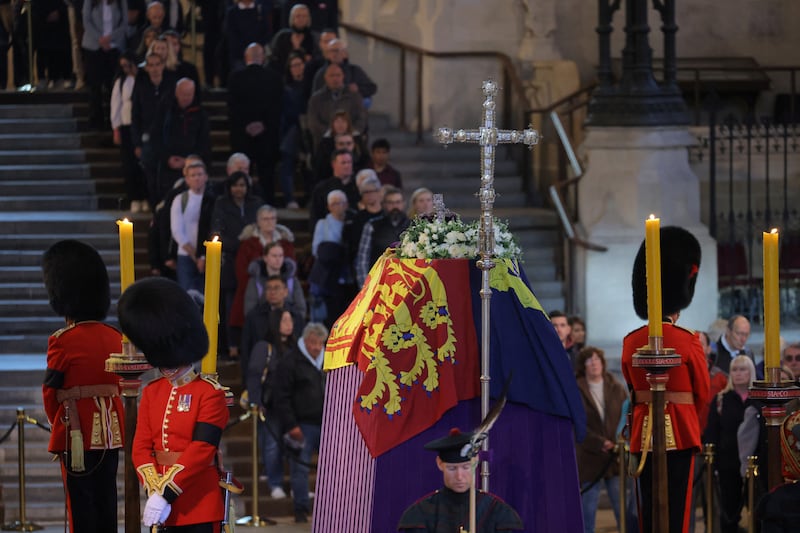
left=632, top=226, right=701, bottom=319
left=42, top=240, right=110, bottom=321
left=117, top=277, right=208, bottom=368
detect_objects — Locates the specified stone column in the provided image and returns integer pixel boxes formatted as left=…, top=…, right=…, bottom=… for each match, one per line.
left=577, top=126, right=718, bottom=357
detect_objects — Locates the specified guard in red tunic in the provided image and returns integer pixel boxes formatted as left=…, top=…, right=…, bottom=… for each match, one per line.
left=41, top=239, right=124, bottom=533
left=621, top=226, right=711, bottom=533
left=118, top=277, right=229, bottom=532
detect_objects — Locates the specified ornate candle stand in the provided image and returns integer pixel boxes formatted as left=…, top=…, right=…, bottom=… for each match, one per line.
left=106, top=341, right=152, bottom=533
left=631, top=336, right=681, bottom=533
left=749, top=366, right=800, bottom=490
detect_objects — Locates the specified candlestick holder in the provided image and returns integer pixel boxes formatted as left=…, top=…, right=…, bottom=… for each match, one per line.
left=749, top=366, right=800, bottom=490
left=106, top=340, right=151, bottom=533
left=632, top=335, right=681, bottom=533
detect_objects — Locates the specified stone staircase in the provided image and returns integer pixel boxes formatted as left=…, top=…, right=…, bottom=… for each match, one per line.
left=0, top=88, right=564, bottom=526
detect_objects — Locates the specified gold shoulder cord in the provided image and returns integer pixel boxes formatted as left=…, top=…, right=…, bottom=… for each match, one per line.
left=632, top=403, right=653, bottom=478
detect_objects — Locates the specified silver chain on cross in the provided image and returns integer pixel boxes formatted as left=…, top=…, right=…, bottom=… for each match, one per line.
left=436, top=80, right=539, bottom=260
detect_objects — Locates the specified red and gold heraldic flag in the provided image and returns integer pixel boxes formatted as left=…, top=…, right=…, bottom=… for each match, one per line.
left=325, top=255, right=480, bottom=457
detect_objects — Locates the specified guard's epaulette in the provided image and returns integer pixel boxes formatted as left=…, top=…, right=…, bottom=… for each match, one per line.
left=201, top=375, right=225, bottom=390
left=672, top=323, right=696, bottom=336
left=623, top=324, right=648, bottom=340
left=51, top=323, right=76, bottom=338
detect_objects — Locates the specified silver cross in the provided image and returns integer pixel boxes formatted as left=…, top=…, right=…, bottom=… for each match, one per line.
left=436, top=80, right=539, bottom=257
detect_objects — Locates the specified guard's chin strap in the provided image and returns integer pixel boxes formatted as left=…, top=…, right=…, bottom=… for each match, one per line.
left=632, top=402, right=653, bottom=478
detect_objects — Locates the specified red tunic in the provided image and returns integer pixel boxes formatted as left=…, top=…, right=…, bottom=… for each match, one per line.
left=621, top=322, right=711, bottom=454
left=133, top=370, right=229, bottom=526
left=42, top=321, right=124, bottom=454
left=229, top=235, right=295, bottom=327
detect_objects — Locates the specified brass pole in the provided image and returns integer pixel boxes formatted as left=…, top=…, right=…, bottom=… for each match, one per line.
left=704, top=443, right=715, bottom=533
left=746, top=455, right=757, bottom=533
left=764, top=405, right=785, bottom=490
left=2, top=408, right=42, bottom=531
left=190, top=0, right=197, bottom=68
left=235, top=405, right=267, bottom=527
left=26, top=0, right=34, bottom=90
left=120, top=379, right=142, bottom=533
left=648, top=372, right=669, bottom=533
left=617, top=435, right=627, bottom=533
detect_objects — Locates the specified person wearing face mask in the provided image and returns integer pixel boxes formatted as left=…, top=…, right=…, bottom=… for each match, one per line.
left=397, top=428, right=524, bottom=532
left=119, top=277, right=229, bottom=532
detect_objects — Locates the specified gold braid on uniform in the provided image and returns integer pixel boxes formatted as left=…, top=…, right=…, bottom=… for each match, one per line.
left=136, top=463, right=185, bottom=497
left=632, top=403, right=654, bottom=478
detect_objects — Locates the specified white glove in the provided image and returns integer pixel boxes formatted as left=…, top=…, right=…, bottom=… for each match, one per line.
left=142, top=493, right=171, bottom=526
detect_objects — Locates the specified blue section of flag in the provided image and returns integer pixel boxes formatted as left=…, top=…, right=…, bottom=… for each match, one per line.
left=469, top=260, right=587, bottom=440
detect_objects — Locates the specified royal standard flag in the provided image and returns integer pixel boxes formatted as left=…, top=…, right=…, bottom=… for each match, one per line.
left=325, top=255, right=585, bottom=457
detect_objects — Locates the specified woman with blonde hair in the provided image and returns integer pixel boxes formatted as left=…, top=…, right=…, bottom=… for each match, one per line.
left=705, top=354, right=757, bottom=533
left=407, top=187, right=434, bottom=219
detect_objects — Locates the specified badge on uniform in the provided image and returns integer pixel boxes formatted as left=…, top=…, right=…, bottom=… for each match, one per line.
left=177, top=394, right=192, bottom=412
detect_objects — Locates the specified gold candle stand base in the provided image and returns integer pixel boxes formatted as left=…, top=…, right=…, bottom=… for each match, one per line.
left=632, top=336, right=681, bottom=533
left=106, top=341, right=151, bottom=533
left=749, top=367, right=800, bottom=490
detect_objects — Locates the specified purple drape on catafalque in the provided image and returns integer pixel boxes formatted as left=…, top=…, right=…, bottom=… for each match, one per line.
left=314, top=364, right=376, bottom=531
left=313, top=379, right=583, bottom=532
left=312, top=258, right=584, bottom=532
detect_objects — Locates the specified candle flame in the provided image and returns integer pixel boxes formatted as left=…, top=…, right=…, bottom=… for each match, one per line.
left=648, top=214, right=656, bottom=220
left=770, top=228, right=779, bottom=235
left=212, top=235, right=220, bottom=242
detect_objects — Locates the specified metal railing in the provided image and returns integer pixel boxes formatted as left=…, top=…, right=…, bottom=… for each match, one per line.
left=339, top=22, right=531, bottom=144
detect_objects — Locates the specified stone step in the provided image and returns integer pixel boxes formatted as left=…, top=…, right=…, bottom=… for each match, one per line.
left=0, top=179, right=96, bottom=196
left=0, top=299, right=83, bottom=317
left=0, top=164, right=90, bottom=180
left=0, top=118, right=77, bottom=134
left=0, top=282, right=49, bottom=298
left=0, top=134, right=81, bottom=150
left=0, top=317, right=64, bottom=334
left=401, top=158, right=519, bottom=178
left=0, top=150, right=86, bottom=165
left=0, top=104, right=74, bottom=119
left=0, top=385, right=44, bottom=404
left=0, top=232, right=132, bottom=251
left=0, top=247, right=133, bottom=268
left=0, top=195, right=97, bottom=211
left=0, top=211, right=126, bottom=234
left=538, top=295, right=566, bottom=313
left=0, top=335, right=50, bottom=354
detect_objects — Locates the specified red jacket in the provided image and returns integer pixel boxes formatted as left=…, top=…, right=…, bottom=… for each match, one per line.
left=42, top=321, right=124, bottom=454
left=621, top=321, right=711, bottom=454
left=133, top=370, right=229, bottom=526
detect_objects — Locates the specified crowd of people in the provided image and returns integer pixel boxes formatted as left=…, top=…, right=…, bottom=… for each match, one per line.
left=553, top=305, right=800, bottom=533
left=35, top=2, right=443, bottom=524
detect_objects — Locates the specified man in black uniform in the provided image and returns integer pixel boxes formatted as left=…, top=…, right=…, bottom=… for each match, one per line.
left=397, top=428, right=523, bottom=532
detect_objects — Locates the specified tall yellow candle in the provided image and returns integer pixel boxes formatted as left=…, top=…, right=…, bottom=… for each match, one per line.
left=116, top=218, right=135, bottom=293
left=763, top=229, right=780, bottom=370
left=645, top=215, right=663, bottom=338
left=201, top=236, right=222, bottom=375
